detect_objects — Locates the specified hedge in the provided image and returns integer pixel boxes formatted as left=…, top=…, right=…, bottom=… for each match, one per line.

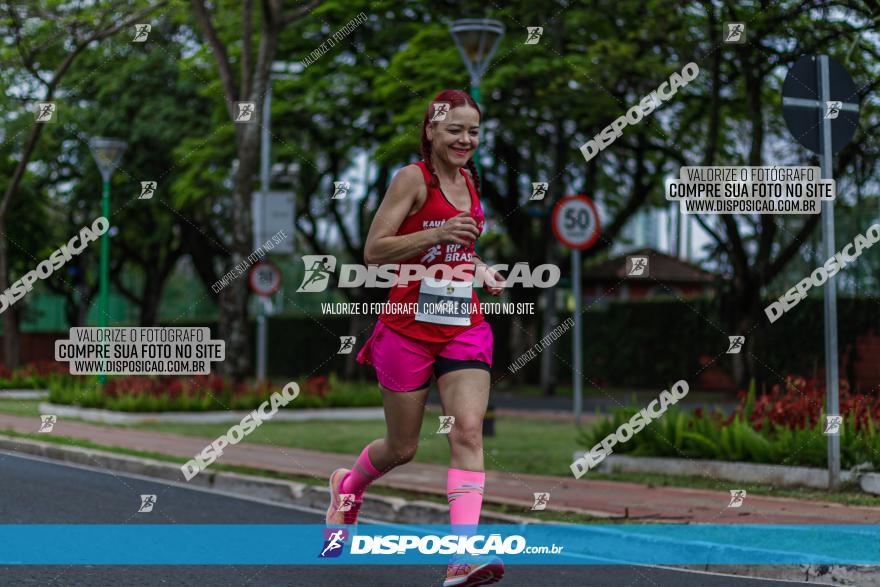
left=46, top=373, right=381, bottom=412
left=170, top=297, right=878, bottom=390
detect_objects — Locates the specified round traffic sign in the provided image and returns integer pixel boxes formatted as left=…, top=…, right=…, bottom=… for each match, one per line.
left=248, top=260, right=282, bottom=296
left=781, top=55, right=859, bottom=155
left=551, top=195, right=601, bottom=250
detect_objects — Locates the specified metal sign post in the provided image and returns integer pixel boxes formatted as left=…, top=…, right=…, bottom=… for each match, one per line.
left=256, top=300, right=269, bottom=382
left=572, top=248, right=583, bottom=422
left=249, top=260, right=282, bottom=382
left=551, top=195, right=601, bottom=425
left=781, top=55, right=860, bottom=489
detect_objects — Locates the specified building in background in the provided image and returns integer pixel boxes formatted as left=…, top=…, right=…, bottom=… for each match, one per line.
left=582, top=247, right=717, bottom=302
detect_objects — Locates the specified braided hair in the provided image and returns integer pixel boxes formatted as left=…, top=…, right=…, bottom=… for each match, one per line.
left=419, top=89, right=481, bottom=198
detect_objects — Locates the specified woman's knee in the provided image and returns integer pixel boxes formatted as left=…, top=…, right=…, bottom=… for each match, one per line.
left=385, top=436, right=419, bottom=464
left=447, top=421, right=483, bottom=451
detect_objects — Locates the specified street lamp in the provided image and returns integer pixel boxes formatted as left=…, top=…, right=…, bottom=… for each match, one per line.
left=450, top=19, right=504, bottom=437
left=449, top=19, right=505, bottom=177
left=88, top=137, right=126, bottom=384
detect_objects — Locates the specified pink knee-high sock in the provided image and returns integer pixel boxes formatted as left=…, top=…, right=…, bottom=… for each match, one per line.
left=447, top=468, right=485, bottom=528
left=340, top=443, right=383, bottom=500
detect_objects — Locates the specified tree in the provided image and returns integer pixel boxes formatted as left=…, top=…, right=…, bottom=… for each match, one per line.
left=684, top=0, right=880, bottom=385
left=188, top=0, right=321, bottom=380
left=0, top=0, right=166, bottom=366
left=251, top=0, right=683, bottom=389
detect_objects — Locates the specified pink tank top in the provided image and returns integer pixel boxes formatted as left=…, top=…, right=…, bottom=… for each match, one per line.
left=378, top=161, right=486, bottom=343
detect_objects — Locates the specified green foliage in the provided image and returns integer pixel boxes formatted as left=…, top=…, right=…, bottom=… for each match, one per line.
left=578, top=399, right=880, bottom=470
left=0, top=368, right=64, bottom=390
left=47, top=376, right=104, bottom=407
left=0, top=150, right=51, bottom=284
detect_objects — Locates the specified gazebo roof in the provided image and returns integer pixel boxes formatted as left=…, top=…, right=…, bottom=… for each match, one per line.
left=582, top=247, right=718, bottom=284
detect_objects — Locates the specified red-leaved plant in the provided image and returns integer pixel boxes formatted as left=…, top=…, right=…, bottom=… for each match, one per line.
left=736, top=375, right=879, bottom=432
left=302, top=375, right=330, bottom=398
left=103, top=375, right=229, bottom=399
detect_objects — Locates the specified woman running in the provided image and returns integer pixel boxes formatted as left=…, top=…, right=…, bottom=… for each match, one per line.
left=326, top=89, right=505, bottom=587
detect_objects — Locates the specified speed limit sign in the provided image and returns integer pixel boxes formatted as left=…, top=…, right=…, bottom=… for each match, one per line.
left=551, top=195, right=601, bottom=250
left=248, top=260, right=282, bottom=296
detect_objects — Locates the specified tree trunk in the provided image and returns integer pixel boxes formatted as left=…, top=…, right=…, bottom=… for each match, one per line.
left=539, top=245, right=560, bottom=396
left=65, top=301, right=77, bottom=329
left=218, top=277, right=249, bottom=381
left=184, top=223, right=224, bottom=300
left=2, top=307, right=21, bottom=369
left=0, top=230, right=20, bottom=369
left=540, top=110, right=568, bottom=396
left=220, top=116, right=263, bottom=381
left=728, top=281, right=760, bottom=388
left=140, top=282, right=162, bottom=326
left=77, top=299, right=89, bottom=328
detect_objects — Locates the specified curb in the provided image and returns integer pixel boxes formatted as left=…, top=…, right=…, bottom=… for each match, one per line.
left=0, top=389, right=48, bottom=399
left=683, top=564, right=879, bottom=586
left=37, top=402, right=385, bottom=424
left=859, top=472, right=880, bottom=495
left=0, top=434, right=533, bottom=525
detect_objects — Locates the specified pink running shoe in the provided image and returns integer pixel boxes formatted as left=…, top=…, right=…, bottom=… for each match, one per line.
left=326, top=468, right=361, bottom=526
left=444, top=557, right=504, bottom=586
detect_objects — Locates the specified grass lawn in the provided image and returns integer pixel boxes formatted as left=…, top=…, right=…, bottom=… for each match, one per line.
left=0, top=398, right=43, bottom=417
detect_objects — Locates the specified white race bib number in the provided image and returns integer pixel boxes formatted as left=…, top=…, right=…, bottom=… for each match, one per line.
left=414, top=278, right=472, bottom=326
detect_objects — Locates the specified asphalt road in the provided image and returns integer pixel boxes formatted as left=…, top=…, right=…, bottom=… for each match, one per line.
left=0, top=451, right=805, bottom=586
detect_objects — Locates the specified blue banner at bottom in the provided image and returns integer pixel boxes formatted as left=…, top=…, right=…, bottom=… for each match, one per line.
left=2, top=524, right=879, bottom=565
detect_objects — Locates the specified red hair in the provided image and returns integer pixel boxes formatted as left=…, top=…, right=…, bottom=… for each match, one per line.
left=420, top=90, right=482, bottom=197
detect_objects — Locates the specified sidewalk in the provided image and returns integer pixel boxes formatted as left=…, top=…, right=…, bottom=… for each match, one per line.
left=3, top=412, right=880, bottom=524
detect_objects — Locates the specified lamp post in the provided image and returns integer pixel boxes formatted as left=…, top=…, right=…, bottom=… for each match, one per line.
left=88, top=137, right=126, bottom=384
left=253, top=62, right=298, bottom=382
left=450, top=19, right=504, bottom=436
left=449, top=19, right=505, bottom=176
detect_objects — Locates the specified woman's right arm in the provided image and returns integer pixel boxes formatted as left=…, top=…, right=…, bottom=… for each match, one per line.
left=363, top=165, right=479, bottom=265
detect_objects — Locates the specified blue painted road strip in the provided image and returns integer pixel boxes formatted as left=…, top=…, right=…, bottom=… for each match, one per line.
left=2, top=524, right=878, bottom=565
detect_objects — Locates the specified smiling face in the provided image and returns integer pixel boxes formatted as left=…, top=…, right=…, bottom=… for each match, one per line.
left=425, top=105, right=480, bottom=168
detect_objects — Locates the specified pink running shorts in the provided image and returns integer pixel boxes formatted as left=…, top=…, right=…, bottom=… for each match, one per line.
left=356, top=320, right=493, bottom=392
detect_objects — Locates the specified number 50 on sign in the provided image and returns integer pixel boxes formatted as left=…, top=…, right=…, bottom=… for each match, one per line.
left=551, top=195, right=601, bottom=250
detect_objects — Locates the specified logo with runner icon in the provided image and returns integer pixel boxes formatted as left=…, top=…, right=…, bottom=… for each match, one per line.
left=319, top=528, right=349, bottom=558
left=297, top=256, right=337, bottom=292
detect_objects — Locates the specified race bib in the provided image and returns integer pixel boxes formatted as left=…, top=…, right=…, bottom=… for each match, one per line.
left=414, top=278, right=472, bottom=326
